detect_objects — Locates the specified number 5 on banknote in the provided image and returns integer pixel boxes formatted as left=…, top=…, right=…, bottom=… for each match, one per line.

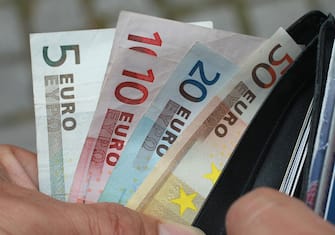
left=43, top=45, right=80, bottom=67
left=31, top=28, right=116, bottom=201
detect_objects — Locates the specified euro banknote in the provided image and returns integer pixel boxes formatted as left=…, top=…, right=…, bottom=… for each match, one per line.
left=99, top=43, right=238, bottom=204
left=69, top=11, right=263, bottom=203
left=127, top=28, right=302, bottom=225
left=30, top=28, right=115, bottom=201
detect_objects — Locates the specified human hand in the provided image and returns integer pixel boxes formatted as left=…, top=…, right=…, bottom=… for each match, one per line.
left=0, top=145, right=204, bottom=235
left=3, top=145, right=334, bottom=235
left=226, top=187, right=335, bottom=235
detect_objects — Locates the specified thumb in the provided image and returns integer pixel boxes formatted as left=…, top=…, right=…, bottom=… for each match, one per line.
left=225, top=187, right=335, bottom=235
left=67, top=202, right=205, bottom=235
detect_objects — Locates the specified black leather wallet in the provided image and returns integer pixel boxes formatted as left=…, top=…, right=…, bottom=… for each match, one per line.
left=192, top=11, right=335, bottom=235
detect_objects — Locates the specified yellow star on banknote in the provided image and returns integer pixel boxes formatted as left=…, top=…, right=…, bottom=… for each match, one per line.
left=203, top=163, right=221, bottom=184
left=171, top=187, right=197, bottom=216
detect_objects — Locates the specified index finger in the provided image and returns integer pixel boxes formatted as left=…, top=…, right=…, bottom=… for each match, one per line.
left=0, top=145, right=38, bottom=190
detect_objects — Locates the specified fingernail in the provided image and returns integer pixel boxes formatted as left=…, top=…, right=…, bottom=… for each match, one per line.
left=159, top=221, right=206, bottom=235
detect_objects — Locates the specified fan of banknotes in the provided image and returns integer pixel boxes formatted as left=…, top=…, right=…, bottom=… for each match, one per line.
left=30, top=11, right=334, bottom=225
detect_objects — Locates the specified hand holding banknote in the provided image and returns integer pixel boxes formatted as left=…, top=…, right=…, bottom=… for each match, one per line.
left=0, top=145, right=205, bottom=235
left=0, top=145, right=334, bottom=235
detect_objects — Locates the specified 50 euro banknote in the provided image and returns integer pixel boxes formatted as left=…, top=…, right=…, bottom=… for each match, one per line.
left=127, top=28, right=302, bottom=225
left=69, top=11, right=263, bottom=203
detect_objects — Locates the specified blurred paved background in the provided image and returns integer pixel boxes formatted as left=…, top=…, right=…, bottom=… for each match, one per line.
left=0, top=0, right=334, bottom=152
